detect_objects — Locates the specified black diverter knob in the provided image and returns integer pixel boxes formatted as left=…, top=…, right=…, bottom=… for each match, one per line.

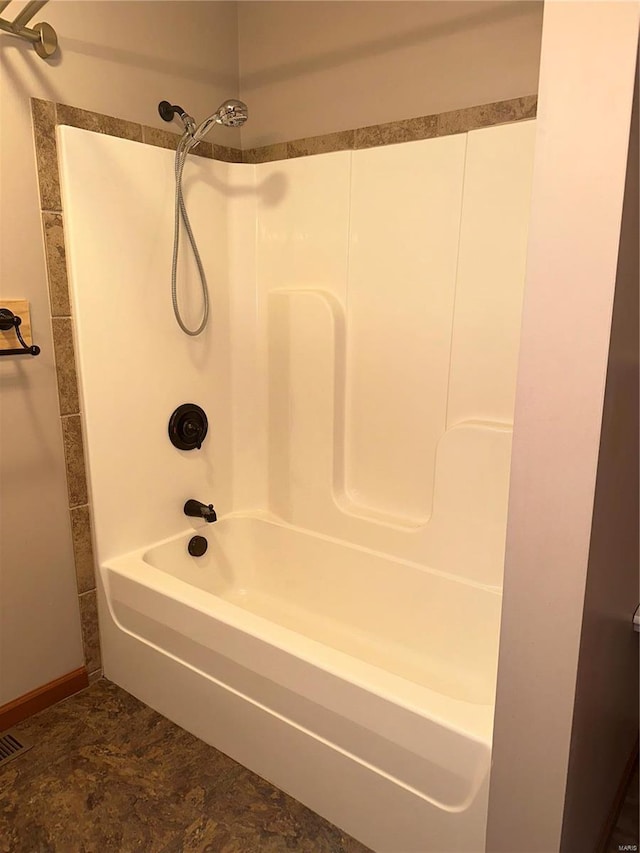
left=168, top=403, right=208, bottom=451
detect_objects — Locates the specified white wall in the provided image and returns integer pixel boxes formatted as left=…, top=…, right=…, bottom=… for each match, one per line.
left=560, top=55, right=639, bottom=852
left=486, top=3, right=640, bottom=850
left=238, top=1, right=543, bottom=147
left=0, top=1, right=240, bottom=704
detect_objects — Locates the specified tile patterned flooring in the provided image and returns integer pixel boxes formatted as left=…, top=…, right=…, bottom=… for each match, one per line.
left=0, top=680, right=370, bottom=853
left=1, top=678, right=636, bottom=853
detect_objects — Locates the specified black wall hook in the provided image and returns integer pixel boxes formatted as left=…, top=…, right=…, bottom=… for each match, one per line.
left=0, top=308, right=40, bottom=356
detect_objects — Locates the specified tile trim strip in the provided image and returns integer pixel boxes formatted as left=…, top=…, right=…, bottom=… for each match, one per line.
left=32, top=98, right=103, bottom=678
left=242, top=94, right=537, bottom=163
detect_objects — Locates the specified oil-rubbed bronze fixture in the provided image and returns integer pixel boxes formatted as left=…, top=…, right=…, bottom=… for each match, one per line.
left=184, top=500, right=217, bottom=523
left=0, top=1, right=58, bottom=59
left=188, top=536, right=208, bottom=557
left=0, top=307, right=40, bottom=356
left=168, top=403, right=208, bottom=450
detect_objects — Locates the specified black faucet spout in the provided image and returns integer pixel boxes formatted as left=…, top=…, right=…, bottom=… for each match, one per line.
left=184, top=499, right=217, bottom=523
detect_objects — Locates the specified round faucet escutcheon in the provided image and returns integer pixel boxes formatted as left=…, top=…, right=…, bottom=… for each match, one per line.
left=168, top=403, right=208, bottom=451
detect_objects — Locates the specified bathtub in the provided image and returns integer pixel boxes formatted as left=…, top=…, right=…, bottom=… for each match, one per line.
left=100, top=514, right=500, bottom=853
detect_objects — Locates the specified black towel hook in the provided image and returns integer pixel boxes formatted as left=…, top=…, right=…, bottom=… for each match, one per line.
left=0, top=308, right=41, bottom=356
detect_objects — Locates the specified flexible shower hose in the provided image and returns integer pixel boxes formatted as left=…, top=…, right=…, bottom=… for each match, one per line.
left=171, top=134, right=209, bottom=336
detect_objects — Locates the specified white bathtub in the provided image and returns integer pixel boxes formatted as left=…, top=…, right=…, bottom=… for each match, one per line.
left=101, top=514, right=500, bottom=853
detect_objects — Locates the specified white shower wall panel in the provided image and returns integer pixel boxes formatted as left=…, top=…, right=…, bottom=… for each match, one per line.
left=58, top=127, right=236, bottom=559
left=447, top=121, right=537, bottom=427
left=267, top=289, right=346, bottom=523
left=257, top=137, right=470, bottom=534
left=253, top=153, right=351, bottom=519
left=226, top=163, right=266, bottom=513
left=346, top=135, right=467, bottom=523
left=254, top=121, right=535, bottom=587
left=58, top=122, right=534, bottom=581
left=256, top=152, right=351, bottom=301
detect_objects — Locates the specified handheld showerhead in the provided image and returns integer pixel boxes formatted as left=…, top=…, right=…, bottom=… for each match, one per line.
left=191, top=99, right=249, bottom=142
left=162, top=95, right=249, bottom=336
left=214, top=99, right=249, bottom=128
left=159, top=97, right=248, bottom=145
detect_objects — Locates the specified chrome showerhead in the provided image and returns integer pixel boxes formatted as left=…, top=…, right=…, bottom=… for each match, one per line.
left=158, top=98, right=248, bottom=144
left=191, top=99, right=248, bottom=142
left=215, top=99, right=249, bottom=128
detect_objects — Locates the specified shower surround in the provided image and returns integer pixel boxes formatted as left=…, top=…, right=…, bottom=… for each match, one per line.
left=51, top=102, right=535, bottom=853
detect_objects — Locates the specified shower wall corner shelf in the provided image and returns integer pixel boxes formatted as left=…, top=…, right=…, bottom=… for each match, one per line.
left=0, top=0, right=58, bottom=59
left=0, top=300, right=41, bottom=356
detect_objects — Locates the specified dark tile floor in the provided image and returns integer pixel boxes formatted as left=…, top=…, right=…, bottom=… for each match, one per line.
left=2, top=679, right=636, bottom=853
left=0, top=680, right=371, bottom=853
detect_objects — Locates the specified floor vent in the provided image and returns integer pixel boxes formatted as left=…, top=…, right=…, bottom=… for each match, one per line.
left=0, top=730, right=33, bottom=767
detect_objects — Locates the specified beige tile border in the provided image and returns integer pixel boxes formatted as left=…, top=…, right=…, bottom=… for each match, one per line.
left=241, top=94, right=537, bottom=163
left=56, top=103, right=143, bottom=143
left=60, top=414, right=88, bottom=508
left=51, top=318, right=79, bottom=415
left=70, top=505, right=97, bottom=596
left=78, top=590, right=101, bottom=674
left=242, top=142, right=288, bottom=165
left=287, top=129, right=355, bottom=159
left=31, top=92, right=537, bottom=680
left=42, top=213, right=71, bottom=316
left=32, top=99, right=61, bottom=211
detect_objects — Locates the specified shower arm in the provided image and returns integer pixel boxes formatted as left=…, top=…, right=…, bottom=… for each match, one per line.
left=0, top=0, right=58, bottom=58
left=158, top=101, right=196, bottom=137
